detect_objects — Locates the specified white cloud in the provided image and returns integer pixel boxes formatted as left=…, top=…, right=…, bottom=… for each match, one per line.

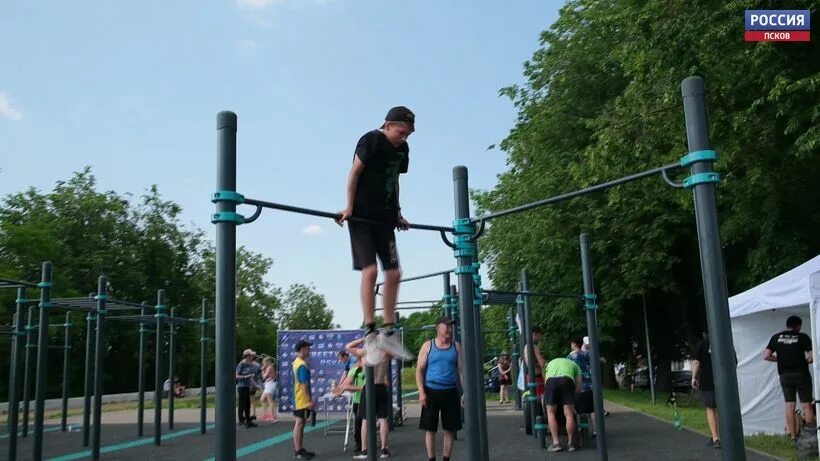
left=302, top=224, right=324, bottom=236
left=236, top=0, right=281, bottom=10
left=0, top=93, right=22, bottom=121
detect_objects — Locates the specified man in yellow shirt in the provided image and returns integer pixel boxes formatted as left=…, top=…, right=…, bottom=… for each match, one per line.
left=292, top=340, right=315, bottom=459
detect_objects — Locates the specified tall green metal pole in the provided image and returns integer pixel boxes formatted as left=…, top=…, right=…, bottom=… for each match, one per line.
left=91, top=276, right=108, bottom=461
left=137, top=306, right=146, bottom=437
left=681, top=76, right=745, bottom=461
left=7, top=288, right=26, bottom=461
left=154, top=289, right=167, bottom=447
left=214, top=111, right=239, bottom=461
left=32, top=261, right=53, bottom=461
left=580, top=234, right=608, bottom=460
left=61, top=312, right=72, bottom=432
left=201, top=299, right=208, bottom=435
left=22, top=305, right=35, bottom=439
left=82, top=306, right=95, bottom=447
left=168, top=306, right=176, bottom=431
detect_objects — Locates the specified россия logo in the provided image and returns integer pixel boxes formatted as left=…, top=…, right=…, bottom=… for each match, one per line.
left=745, top=10, right=811, bottom=42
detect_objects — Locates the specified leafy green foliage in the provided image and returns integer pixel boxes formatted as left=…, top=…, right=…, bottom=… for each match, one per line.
left=474, top=0, right=820, bottom=388
left=0, top=168, right=333, bottom=399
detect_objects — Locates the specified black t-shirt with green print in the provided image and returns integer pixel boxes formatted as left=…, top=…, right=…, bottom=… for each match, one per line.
left=353, top=130, right=409, bottom=223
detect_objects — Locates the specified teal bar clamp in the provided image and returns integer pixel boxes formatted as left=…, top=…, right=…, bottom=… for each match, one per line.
left=211, top=212, right=246, bottom=224
left=680, top=149, right=717, bottom=167
left=683, top=172, right=721, bottom=189
left=211, top=191, right=245, bottom=204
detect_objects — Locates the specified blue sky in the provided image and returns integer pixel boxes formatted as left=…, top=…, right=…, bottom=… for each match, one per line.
left=0, top=0, right=563, bottom=328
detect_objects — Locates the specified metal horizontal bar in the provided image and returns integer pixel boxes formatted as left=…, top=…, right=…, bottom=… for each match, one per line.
left=376, top=305, right=440, bottom=311
left=473, top=162, right=682, bottom=222
left=396, top=300, right=441, bottom=305
left=243, top=197, right=454, bottom=233
left=0, top=278, right=38, bottom=287
left=375, top=269, right=454, bottom=288
left=483, top=289, right=579, bottom=299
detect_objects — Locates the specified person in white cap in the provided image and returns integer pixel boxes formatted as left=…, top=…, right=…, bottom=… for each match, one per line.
left=236, top=348, right=259, bottom=427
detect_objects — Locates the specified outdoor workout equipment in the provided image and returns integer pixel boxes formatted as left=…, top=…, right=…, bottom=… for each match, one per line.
left=212, top=77, right=744, bottom=461
left=2, top=266, right=212, bottom=461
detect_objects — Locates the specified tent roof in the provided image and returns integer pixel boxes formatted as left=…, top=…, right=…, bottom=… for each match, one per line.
left=729, top=255, right=820, bottom=318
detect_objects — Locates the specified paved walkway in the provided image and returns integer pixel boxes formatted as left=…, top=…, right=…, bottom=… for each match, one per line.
left=1, top=402, right=782, bottom=460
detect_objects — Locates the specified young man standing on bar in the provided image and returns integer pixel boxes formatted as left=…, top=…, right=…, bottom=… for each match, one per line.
left=337, top=106, right=416, bottom=365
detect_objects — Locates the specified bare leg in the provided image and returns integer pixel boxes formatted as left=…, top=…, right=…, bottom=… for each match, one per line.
left=705, top=407, right=719, bottom=441
left=564, top=405, right=577, bottom=447
left=361, top=265, right=378, bottom=325
left=500, top=385, right=506, bottom=403
left=272, top=400, right=279, bottom=420
left=443, top=430, right=455, bottom=457
left=381, top=268, right=401, bottom=326
left=786, top=402, right=797, bottom=438
left=361, top=418, right=367, bottom=450
left=547, top=405, right=560, bottom=446
left=425, top=431, right=437, bottom=458
left=379, top=418, right=389, bottom=450
left=803, top=402, right=815, bottom=426
left=293, top=418, right=305, bottom=451
left=589, top=412, right=596, bottom=435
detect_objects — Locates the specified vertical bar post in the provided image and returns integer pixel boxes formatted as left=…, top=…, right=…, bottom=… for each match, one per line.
left=168, top=306, right=176, bottom=431
left=471, top=262, right=489, bottom=459
left=32, top=261, right=53, bottom=461
left=82, top=306, right=95, bottom=446
left=61, top=312, right=72, bottom=431
left=515, top=287, right=526, bottom=413
left=681, top=76, right=745, bottom=461
left=508, top=307, right=521, bottom=410
left=201, top=299, right=208, bottom=435
left=137, top=306, right=146, bottom=437
left=365, top=366, right=377, bottom=460
left=91, top=276, right=108, bottom=461
left=642, top=295, right=656, bottom=405
left=386, top=358, right=394, bottom=431
left=521, top=271, right=538, bottom=438
left=452, top=166, right=485, bottom=461
left=395, top=311, right=403, bottom=420
left=215, top=111, right=238, bottom=461
left=442, top=273, right=451, bottom=317
left=22, top=305, right=35, bottom=438
left=580, top=234, right=608, bottom=461
left=8, top=288, right=26, bottom=461
left=154, top=289, right=167, bottom=446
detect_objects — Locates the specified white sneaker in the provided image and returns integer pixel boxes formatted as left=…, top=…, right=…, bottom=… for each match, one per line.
left=363, top=332, right=385, bottom=366
left=377, top=331, right=414, bottom=361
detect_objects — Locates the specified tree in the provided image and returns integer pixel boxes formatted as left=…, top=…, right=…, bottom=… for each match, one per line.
left=474, top=0, right=820, bottom=390
left=278, top=283, right=336, bottom=330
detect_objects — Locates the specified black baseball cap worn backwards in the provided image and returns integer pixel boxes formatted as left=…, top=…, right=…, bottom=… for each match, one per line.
left=381, top=106, right=415, bottom=129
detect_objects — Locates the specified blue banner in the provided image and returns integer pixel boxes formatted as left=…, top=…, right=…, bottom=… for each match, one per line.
left=277, top=329, right=400, bottom=413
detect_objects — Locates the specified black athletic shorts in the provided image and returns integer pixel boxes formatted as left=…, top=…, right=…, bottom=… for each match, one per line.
left=700, top=390, right=717, bottom=409
left=575, top=390, right=594, bottom=414
left=780, top=372, right=813, bottom=403
left=348, top=221, right=399, bottom=271
left=419, top=387, right=462, bottom=433
left=545, top=377, right=576, bottom=406
left=357, top=384, right=389, bottom=419
left=293, top=408, right=309, bottom=419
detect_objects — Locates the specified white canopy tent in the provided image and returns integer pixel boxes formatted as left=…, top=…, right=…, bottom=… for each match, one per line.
left=728, top=255, right=820, bottom=436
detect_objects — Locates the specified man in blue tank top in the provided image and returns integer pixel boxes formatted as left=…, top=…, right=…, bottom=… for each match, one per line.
left=415, top=317, right=463, bottom=461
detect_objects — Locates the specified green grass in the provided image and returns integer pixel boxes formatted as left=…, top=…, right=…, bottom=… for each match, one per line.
left=606, top=389, right=815, bottom=461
